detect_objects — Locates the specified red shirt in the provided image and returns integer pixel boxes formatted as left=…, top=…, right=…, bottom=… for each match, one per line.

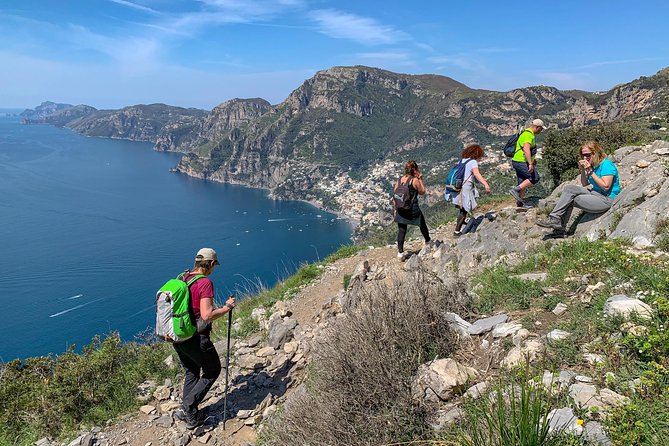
left=182, top=272, right=214, bottom=318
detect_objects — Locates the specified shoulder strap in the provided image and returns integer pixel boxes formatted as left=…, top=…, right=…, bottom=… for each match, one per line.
left=186, top=274, right=205, bottom=287
left=178, top=271, right=206, bottom=287
left=513, top=129, right=532, bottom=155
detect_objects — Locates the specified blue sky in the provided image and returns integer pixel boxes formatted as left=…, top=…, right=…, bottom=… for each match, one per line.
left=2, top=0, right=668, bottom=109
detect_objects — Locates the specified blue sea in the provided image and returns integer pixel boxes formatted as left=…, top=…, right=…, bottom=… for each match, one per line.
left=0, top=111, right=352, bottom=361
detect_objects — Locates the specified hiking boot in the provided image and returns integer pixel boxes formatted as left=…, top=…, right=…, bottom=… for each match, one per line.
left=536, top=216, right=563, bottom=230
left=175, top=408, right=205, bottom=429
left=509, top=187, right=522, bottom=203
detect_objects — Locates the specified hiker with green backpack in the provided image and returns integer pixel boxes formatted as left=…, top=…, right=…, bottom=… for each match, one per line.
left=157, top=247, right=235, bottom=429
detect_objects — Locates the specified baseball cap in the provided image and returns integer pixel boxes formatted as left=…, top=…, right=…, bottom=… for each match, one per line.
left=532, top=118, right=548, bottom=129
left=195, top=247, right=220, bottom=265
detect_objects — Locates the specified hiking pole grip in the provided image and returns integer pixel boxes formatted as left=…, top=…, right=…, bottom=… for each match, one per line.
left=223, top=305, right=233, bottom=430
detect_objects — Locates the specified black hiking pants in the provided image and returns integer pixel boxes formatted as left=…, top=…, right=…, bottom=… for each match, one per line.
left=173, top=333, right=222, bottom=414
left=397, top=215, right=430, bottom=253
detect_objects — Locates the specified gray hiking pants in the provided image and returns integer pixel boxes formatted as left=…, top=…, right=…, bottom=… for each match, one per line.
left=549, top=185, right=613, bottom=228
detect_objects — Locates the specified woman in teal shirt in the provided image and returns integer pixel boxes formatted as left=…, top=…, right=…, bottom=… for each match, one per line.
left=537, top=140, right=620, bottom=232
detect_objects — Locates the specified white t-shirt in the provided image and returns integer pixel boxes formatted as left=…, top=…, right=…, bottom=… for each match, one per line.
left=460, top=158, right=478, bottom=184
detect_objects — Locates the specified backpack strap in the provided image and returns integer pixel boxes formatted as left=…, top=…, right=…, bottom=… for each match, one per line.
left=512, top=129, right=533, bottom=156
left=177, top=271, right=206, bottom=287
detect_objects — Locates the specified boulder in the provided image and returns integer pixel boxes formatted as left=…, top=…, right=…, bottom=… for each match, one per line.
left=445, top=312, right=471, bottom=338
left=584, top=421, right=613, bottom=446
left=268, top=316, right=298, bottom=349
left=412, top=358, right=478, bottom=403
left=492, top=322, right=523, bottom=338
left=547, top=407, right=583, bottom=436
left=603, top=294, right=653, bottom=319
left=546, top=329, right=571, bottom=342
left=467, top=314, right=509, bottom=335
left=552, top=303, right=568, bottom=315
left=569, top=383, right=629, bottom=413
left=502, top=339, right=543, bottom=368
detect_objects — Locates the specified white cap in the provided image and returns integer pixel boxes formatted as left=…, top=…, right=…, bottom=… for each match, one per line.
left=532, top=118, right=548, bottom=129
left=195, top=247, right=219, bottom=265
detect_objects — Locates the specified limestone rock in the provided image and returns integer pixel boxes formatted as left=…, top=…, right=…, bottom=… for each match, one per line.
left=237, top=354, right=268, bottom=370
left=546, top=329, right=571, bottom=342
left=512, top=328, right=530, bottom=347
left=153, top=385, right=171, bottom=401
left=552, top=303, right=568, bottom=315
left=569, top=383, right=629, bottom=413
left=139, top=405, right=156, bottom=415
left=256, top=346, right=276, bottom=357
left=547, top=407, right=583, bottom=436
left=603, top=294, right=653, bottom=319
left=513, top=272, right=548, bottom=282
left=467, top=314, right=509, bottom=335
left=584, top=421, right=613, bottom=445
left=268, top=316, right=298, bottom=349
left=413, top=358, right=478, bottom=403
left=492, top=322, right=523, bottom=338
left=502, top=339, right=543, bottom=368
left=428, top=405, right=465, bottom=430
left=445, top=312, right=471, bottom=338
left=584, top=353, right=606, bottom=365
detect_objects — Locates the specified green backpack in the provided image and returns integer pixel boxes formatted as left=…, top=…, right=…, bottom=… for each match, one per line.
left=155, top=272, right=204, bottom=343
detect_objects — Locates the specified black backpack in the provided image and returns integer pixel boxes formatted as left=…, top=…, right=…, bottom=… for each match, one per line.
left=393, top=176, right=415, bottom=210
left=503, top=129, right=531, bottom=157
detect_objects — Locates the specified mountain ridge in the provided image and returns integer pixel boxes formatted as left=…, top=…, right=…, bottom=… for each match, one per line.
left=21, top=65, right=669, bottom=231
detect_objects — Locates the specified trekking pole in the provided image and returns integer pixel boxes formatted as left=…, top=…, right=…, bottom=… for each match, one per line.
left=223, top=304, right=233, bottom=430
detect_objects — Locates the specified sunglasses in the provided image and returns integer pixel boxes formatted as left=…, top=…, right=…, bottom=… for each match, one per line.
left=581, top=152, right=592, bottom=158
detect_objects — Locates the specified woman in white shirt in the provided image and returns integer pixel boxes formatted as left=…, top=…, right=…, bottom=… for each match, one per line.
left=445, top=144, right=491, bottom=236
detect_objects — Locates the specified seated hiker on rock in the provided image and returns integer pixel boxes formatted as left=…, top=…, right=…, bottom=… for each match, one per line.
left=537, top=140, right=620, bottom=233
left=394, top=160, right=431, bottom=260
left=445, top=144, right=491, bottom=236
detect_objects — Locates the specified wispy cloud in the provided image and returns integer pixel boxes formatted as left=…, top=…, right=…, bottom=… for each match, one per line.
left=309, top=9, right=409, bottom=45
left=108, top=0, right=159, bottom=15
left=355, top=51, right=415, bottom=67
left=67, top=24, right=163, bottom=76
left=161, top=0, right=305, bottom=35
left=428, top=55, right=484, bottom=72
left=571, top=57, right=665, bottom=70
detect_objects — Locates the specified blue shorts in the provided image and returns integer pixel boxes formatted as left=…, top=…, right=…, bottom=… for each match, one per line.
left=512, top=161, right=540, bottom=185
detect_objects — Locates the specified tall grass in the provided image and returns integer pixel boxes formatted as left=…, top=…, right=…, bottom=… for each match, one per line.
left=454, top=375, right=575, bottom=446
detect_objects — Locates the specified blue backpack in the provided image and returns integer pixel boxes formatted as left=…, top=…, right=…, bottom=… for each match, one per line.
left=445, top=159, right=473, bottom=193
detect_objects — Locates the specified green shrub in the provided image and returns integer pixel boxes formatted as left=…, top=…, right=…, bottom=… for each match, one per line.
left=0, top=334, right=174, bottom=445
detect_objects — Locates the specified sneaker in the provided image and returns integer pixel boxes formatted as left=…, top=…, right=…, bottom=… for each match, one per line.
left=397, top=252, right=406, bottom=262
left=509, top=187, right=522, bottom=203
left=519, top=203, right=534, bottom=210
left=453, top=230, right=462, bottom=237
left=175, top=408, right=205, bottom=429
left=536, top=216, right=563, bottom=230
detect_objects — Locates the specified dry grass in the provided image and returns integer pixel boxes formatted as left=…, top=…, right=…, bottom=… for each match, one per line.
left=261, top=272, right=469, bottom=446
